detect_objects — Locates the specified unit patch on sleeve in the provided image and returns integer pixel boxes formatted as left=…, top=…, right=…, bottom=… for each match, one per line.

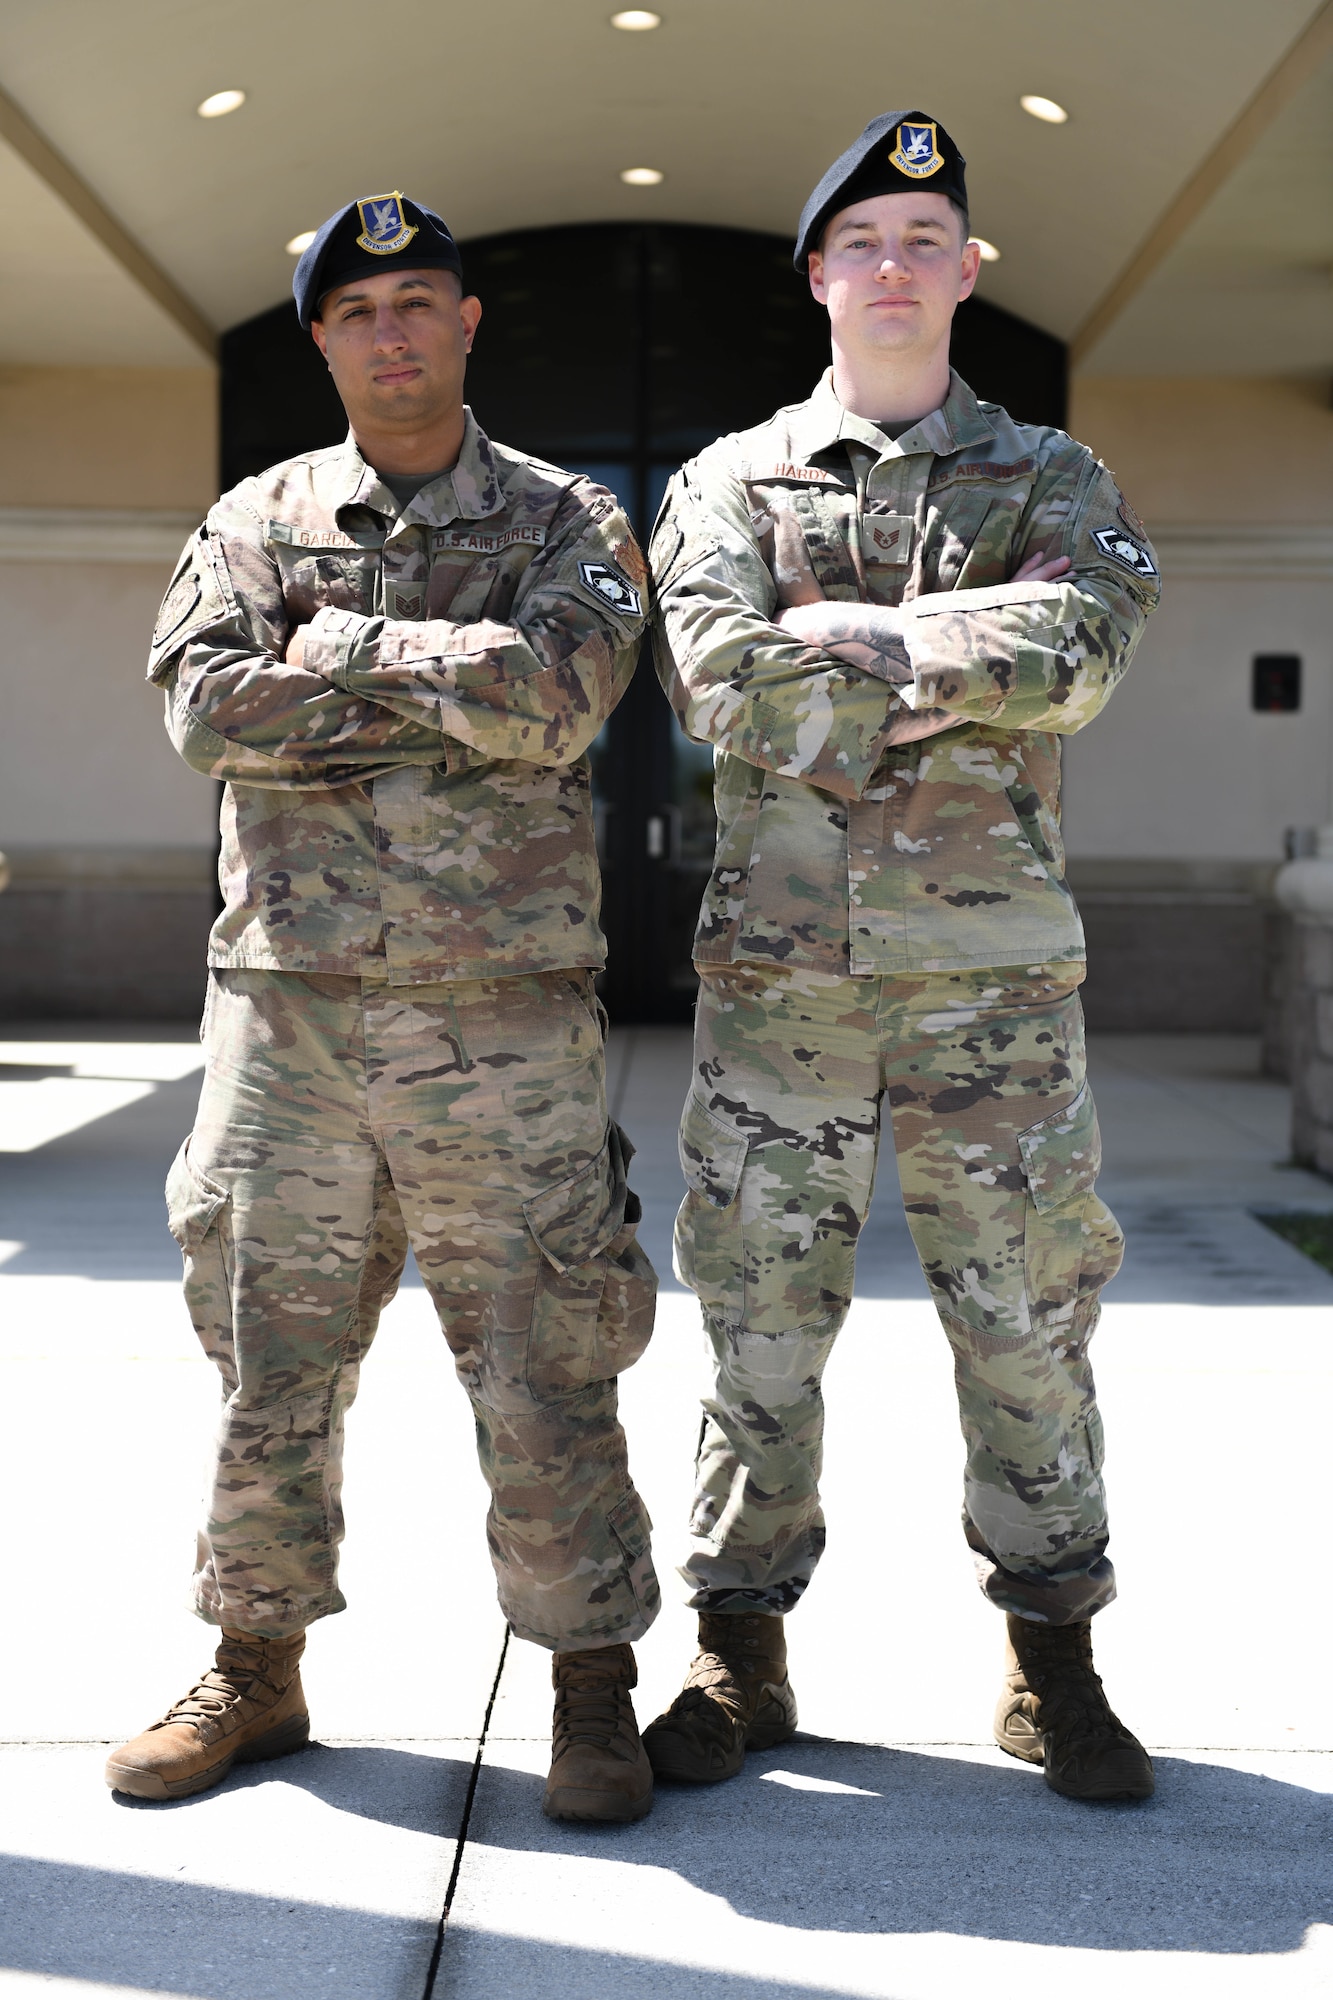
left=579, top=561, right=642, bottom=617
left=152, top=565, right=200, bottom=647
left=1117, top=495, right=1148, bottom=538
left=1091, top=525, right=1157, bottom=579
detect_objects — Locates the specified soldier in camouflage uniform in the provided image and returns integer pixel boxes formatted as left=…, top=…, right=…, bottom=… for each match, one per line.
left=644, top=115, right=1160, bottom=1802
left=106, top=194, right=658, bottom=1825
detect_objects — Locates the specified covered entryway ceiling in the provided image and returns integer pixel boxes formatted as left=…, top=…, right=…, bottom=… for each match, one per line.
left=0, top=0, right=1329, bottom=375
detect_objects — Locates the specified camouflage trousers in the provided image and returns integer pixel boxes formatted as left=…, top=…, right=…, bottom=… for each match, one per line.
left=169, top=966, right=659, bottom=1650
left=675, top=961, right=1124, bottom=1625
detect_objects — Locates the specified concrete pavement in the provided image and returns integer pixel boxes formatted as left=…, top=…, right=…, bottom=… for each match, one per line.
left=0, top=1023, right=1330, bottom=1997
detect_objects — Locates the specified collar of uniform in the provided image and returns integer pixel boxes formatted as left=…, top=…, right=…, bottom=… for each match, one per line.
left=331, top=408, right=505, bottom=532
left=788, top=367, right=996, bottom=461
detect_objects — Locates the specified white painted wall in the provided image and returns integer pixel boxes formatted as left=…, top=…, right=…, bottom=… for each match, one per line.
left=1063, top=574, right=1333, bottom=861
left=0, top=555, right=212, bottom=850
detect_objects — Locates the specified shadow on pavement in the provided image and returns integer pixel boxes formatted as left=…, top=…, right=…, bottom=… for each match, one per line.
left=1, top=1743, right=472, bottom=1999
left=3, top=1740, right=1329, bottom=1996
left=1099, top=1202, right=1333, bottom=1307
left=108, top=1739, right=472, bottom=1835
left=0, top=1851, right=441, bottom=2000
left=0, top=1076, right=201, bottom=1280
left=458, top=1739, right=1331, bottom=1957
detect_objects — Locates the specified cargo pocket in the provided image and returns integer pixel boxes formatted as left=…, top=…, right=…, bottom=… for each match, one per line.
left=674, top=1093, right=749, bottom=1318
left=1018, top=1083, right=1101, bottom=1213
left=606, top=1487, right=660, bottom=1625
left=166, top=1138, right=228, bottom=1253
left=1018, top=1085, right=1117, bottom=1330
left=522, top=1122, right=655, bottom=1398
left=165, top=1139, right=235, bottom=1364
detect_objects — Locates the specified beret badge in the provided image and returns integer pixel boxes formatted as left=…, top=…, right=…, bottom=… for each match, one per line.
left=354, top=193, right=419, bottom=256
left=889, top=121, right=944, bottom=179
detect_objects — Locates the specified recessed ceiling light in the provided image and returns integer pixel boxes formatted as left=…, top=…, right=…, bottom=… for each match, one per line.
left=1020, top=94, right=1067, bottom=124
left=971, top=237, right=1001, bottom=263
left=611, top=10, right=661, bottom=27
left=197, top=88, right=246, bottom=119
left=285, top=230, right=317, bottom=256
left=620, top=166, right=664, bottom=186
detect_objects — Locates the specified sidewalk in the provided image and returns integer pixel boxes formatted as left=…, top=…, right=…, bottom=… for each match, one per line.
left=1, top=1025, right=1331, bottom=1998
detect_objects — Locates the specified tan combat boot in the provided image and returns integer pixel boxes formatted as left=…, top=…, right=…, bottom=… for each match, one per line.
left=105, top=1628, right=309, bottom=1801
left=642, top=1611, right=798, bottom=1784
left=994, top=1614, right=1154, bottom=1801
left=544, top=1643, right=653, bottom=1823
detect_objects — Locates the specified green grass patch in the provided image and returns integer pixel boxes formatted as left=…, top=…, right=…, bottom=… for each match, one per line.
left=1255, top=1210, right=1333, bottom=1274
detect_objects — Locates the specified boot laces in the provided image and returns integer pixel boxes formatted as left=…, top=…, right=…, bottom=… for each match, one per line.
left=162, top=1666, right=269, bottom=1728
left=1025, top=1658, right=1119, bottom=1747
left=552, top=1664, right=632, bottom=1754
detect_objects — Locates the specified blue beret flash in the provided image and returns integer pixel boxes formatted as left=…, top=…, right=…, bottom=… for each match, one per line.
left=293, top=193, right=464, bottom=328
left=794, top=112, right=968, bottom=270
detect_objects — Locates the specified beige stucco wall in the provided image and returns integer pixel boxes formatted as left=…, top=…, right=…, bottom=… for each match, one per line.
left=0, top=364, right=218, bottom=859
left=1063, top=375, right=1333, bottom=866
left=0, top=366, right=216, bottom=509
left=0, top=562, right=214, bottom=848
left=0, top=366, right=219, bottom=1014
left=1069, top=376, right=1333, bottom=523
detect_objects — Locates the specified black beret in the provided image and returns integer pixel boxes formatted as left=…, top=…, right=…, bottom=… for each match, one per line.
left=293, top=193, right=464, bottom=328
left=793, top=112, right=968, bottom=270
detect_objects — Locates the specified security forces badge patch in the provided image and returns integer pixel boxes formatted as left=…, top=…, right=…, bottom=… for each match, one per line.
left=890, top=120, right=944, bottom=178
left=1092, top=525, right=1157, bottom=580
left=579, top=561, right=642, bottom=616
left=355, top=193, right=419, bottom=256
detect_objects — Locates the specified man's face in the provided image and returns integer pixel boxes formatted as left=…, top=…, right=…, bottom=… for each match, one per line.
left=310, top=268, right=482, bottom=432
left=808, top=193, right=979, bottom=360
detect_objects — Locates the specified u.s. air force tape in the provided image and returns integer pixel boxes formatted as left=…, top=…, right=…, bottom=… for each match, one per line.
left=1091, top=526, right=1156, bottom=579
left=579, top=561, right=642, bottom=617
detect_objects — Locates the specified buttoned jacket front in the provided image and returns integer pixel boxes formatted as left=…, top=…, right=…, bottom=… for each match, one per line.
left=650, top=371, right=1159, bottom=975
left=148, top=414, right=646, bottom=982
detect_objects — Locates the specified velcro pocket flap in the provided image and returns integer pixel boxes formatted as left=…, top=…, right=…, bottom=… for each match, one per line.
left=607, top=1488, right=653, bottom=1563
left=165, top=1141, right=229, bottom=1253
left=678, top=1094, right=748, bottom=1209
left=523, top=1123, right=631, bottom=1275
left=1018, top=1084, right=1101, bottom=1215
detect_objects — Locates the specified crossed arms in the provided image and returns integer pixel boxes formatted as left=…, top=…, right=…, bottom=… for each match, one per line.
left=650, top=444, right=1158, bottom=800
left=151, top=484, right=644, bottom=790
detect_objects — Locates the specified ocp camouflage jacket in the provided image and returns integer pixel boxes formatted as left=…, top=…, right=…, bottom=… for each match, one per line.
left=650, top=370, right=1159, bottom=975
left=148, top=413, right=646, bottom=981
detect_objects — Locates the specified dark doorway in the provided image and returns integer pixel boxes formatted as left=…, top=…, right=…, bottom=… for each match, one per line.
left=219, top=223, right=1067, bottom=1022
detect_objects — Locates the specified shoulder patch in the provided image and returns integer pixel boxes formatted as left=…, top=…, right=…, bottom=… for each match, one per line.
left=1117, top=494, right=1147, bottom=539
left=152, top=565, right=201, bottom=648
left=579, top=561, right=642, bottom=617
left=1091, top=525, right=1157, bottom=579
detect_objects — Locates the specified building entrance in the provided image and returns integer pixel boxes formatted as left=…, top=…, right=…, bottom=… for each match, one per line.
left=221, top=222, right=1065, bottom=1021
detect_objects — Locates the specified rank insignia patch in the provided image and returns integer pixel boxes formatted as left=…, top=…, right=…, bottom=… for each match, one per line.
left=355, top=193, right=419, bottom=256
left=890, top=121, right=944, bottom=179
left=1092, top=525, right=1157, bottom=579
left=579, top=561, right=642, bottom=616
